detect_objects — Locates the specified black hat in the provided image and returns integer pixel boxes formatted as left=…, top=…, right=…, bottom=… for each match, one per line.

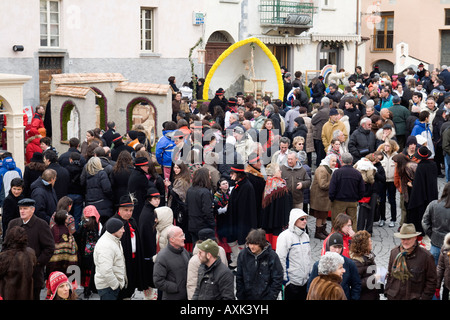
left=105, top=218, right=124, bottom=234
left=30, top=152, right=44, bottom=163
left=328, top=232, right=344, bottom=247
left=18, top=198, right=36, bottom=207
left=415, top=146, right=432, bottom=160
left=215, top=88, right=225, bottom=95
left=382, top=124, right=393, bottom=130
left=228, top=97, right=237, bottom=105
left=112, top=133, right=123, bottom=145
left=230, top=163, right=245, bottom=173
left=145, top=187, right=161, bottom=200
left=118, top=194, right=135, bottom=207
left=134, top=157, right=149, bottom=167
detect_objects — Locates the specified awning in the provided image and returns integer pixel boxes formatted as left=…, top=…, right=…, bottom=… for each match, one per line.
left=257, top=35, right=311, bottom=45
left=311, top=34, right=361, bottom=42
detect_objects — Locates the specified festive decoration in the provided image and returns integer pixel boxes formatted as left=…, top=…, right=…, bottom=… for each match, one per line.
left=202, top=37, right=284, bottom=101
left=188, top=38, right=203, bottom=100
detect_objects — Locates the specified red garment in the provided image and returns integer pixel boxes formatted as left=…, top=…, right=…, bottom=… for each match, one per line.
left=321, top=231, right=352, bottom=258
left=25, top=137, right=43, bottom=163
left=31, top=113, right=45, bottom=131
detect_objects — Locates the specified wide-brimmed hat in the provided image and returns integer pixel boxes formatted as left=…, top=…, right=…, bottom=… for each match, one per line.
left=230, top=163, right=245, bottom=173
left=118, top=194, right=136, bottom=207
left=134, top=156, right=149, bottom=167
left=394, top=223, right=421, bottom=239
left=414, top=146, right=432, bottom=160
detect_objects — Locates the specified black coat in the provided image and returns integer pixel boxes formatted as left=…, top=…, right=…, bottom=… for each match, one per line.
left=127, top=167, right=159, bottom=223
left=23, top=165, right=44, bottom=198
left=246, top=168, right=266, bottom=228
left=408, top=159, right=438, bottom=234
left=185, top=186, right=215, bottom=235
left=225, top=177, right=258, bottom=244
left=348, top=126, right=376, bottom=162
left=344, top=107, right=363, bottom=135
left=83, top=170, right=113, bottom=220
left=102, top=128, right=116, bottom=148
left=110, top=166, right=133, bottom=207
left=47, top=162, right=70, bottom=200
left=58, top=147, right=86, bottom=168
left=1, top=190, right=24, bottom=239
left=138, top=202, right=157, bottom=288
left=66, top=161, right=84, bottom=195
left=236, top=244, right=283, bottom=300
left=30, top=178, right=58, bottom=224
left=111, top=143, right=134, bottom=162
left=111, top=212, right=145, bottom=296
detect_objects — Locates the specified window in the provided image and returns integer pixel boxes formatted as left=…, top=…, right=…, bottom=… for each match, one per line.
left=40, top=0, right=60, bottom=47
left=140, top=8, right=154, bottom=51
left=373, top=13, right=394, bottom=51
left=267, top=45, right=289, bottom=70
left=446, top=9, right=450, bottom=25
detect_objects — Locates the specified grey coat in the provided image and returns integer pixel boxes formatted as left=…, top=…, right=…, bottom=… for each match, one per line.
left=153, top=243, right=191, bottom=300
left=422, top=199, right=450, bottom=248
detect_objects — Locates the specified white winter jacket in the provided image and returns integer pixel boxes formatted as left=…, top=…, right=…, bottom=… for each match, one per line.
left=276, top=210, right=312, bottom=286
left=93, top=231, right=127, bottom=291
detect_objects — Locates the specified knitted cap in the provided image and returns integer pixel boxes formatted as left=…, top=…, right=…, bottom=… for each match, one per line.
left=197, top=239, right=219, bottom=258
left=105, top=218, right=124, bottom=234
left=49, top=271, right=70, bottom=300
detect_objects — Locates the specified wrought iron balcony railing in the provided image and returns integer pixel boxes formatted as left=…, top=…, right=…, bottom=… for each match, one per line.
left=259, top=0, right=315, bottom=28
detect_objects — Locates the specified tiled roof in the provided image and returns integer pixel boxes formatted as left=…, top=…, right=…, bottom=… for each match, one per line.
left=49, top=85, right=100, bottom=99
left=52, top=73, right=127, bottom=85
left=115, top=82, right=171, bottom=95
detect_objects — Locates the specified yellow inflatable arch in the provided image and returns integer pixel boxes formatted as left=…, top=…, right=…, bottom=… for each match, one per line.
left=202, top=37, right=284, bottom=101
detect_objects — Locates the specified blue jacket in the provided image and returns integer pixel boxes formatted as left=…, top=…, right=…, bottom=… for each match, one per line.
left=307, top=255, right=362, bottom=300
left=155, top=130, right=176, bottom=167
left=410, top=119, right=432, bottom=138
left=0, top=157, right=22, bottom=195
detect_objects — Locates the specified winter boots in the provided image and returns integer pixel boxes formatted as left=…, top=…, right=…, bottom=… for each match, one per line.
left=314, top=223, right=329, bottom=240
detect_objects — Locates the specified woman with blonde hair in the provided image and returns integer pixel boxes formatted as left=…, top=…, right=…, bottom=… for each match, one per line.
left=82, top=156, right=113, bottom=226
left=377, top=139, right=399, bottom=227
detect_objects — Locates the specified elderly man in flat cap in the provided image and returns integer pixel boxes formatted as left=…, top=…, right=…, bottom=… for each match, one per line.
left=8, top=198, right=55, bottom=300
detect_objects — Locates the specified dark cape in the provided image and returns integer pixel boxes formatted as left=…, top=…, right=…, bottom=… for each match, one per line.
left=407, top=159, right=438, bottom=234
left=138, top=202, right=158, bottom=289
left=225, top=177, right=258, bottom=244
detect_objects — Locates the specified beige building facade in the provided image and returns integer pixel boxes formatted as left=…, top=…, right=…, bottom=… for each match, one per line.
left=360, top=0, right=450, bottom=74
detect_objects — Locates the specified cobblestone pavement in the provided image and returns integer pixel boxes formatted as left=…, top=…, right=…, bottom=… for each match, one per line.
left=41, top=176, right=448, bottom=300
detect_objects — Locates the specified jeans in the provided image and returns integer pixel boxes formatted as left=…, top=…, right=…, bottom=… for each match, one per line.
left=445, top=153, right=450, bottom=182
left=68, top=194, right=84, bottom=231
left=430, top=244, right=441, bottom=266
left=98, top=287, right=120, bottom=300
left=379, top=182, right=397, bottom=222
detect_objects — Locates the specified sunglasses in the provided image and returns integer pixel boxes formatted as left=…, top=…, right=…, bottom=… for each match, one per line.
left=299, top=217, right=307, bottom=221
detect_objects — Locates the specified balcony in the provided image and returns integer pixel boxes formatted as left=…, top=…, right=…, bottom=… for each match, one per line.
left=259, top=0, right=316, bottom=35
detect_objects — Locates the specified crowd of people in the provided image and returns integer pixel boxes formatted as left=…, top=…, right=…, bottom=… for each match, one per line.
left=0, top=63, right=450, bottom=301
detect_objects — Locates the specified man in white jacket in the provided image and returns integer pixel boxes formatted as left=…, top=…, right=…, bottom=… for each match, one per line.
left=276, top=208, right=312, bottom=300
left=94, top=218, right=127, bottom=300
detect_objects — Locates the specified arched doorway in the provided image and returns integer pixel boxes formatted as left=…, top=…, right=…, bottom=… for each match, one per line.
left=205, top=31, right=233, bottom=77
left=126, top=97, right=157, bottom=148
left=91, top=87, right=107, bottom=131
left=372, top=59, right=394, bottom=76
left=60, top=100, right=80, bottom=141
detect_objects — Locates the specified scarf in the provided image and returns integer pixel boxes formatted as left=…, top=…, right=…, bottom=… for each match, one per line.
left=214, top=190, right=230, bottom=208
left=245, top=164, right=265, bottom=179
left=391, top=243, right=416, bottom=282
left=262, top=176, right=288, bottom=209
